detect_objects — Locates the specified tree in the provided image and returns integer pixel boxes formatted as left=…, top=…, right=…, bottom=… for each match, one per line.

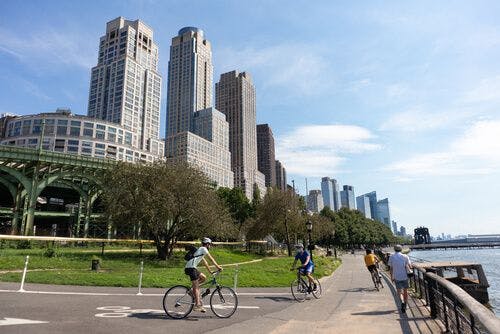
left=101, top=162, right=234, bottom=259
left=216, top=187, right=252, bottom=234
left=247, top=188, right=303, bottom=256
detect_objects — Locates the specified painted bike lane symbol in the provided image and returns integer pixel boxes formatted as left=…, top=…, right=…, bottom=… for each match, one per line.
left=95, top=306, right=164, bottom=318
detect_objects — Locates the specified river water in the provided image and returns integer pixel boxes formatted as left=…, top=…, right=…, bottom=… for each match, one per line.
left=409, top=248, right=500, bottom=315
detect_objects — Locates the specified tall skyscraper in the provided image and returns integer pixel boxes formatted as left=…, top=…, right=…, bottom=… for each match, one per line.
left=256, top=124, right=276, bottom=187
left=363, top=191, right=378, bottom=221
left=392, top=220, right=398, bottom=235
left=215, top=71, right=265, bottom=198
left=340, top=185, right=356, bottom=209
left=275, top=160, right=287, bottom=191
left=377, top=198, right=391, bottom=228
left=321, top=177, right=341, bottom=211
left=165, top=27, right=233, bottom=188
left=356, top=195, right=371, bottom=219
left=88, top=17, right=163, bottom=156
left=307, top=190, right=324, bottom=213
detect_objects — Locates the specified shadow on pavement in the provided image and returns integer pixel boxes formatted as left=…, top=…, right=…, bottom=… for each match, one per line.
left=338, top=287, right=377, bottom=293
left=255, top=296, right=294, bottom=303
left=351, top=310, right=397, bottom=316
left=128, top=312, right=216, bottom=321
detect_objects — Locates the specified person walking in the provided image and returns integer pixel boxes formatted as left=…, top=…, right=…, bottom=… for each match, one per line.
left=388, top=244, right=412, bottom=313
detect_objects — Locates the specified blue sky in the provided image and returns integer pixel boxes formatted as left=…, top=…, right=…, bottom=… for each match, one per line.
left=1, top=1, right=500, bottom=236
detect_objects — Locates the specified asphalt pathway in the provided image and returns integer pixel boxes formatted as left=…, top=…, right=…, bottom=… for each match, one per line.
left=0, top=254, right=443, bottom=333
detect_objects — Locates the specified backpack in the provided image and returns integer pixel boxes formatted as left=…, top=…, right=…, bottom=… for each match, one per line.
left=184, top=245, right=202, bottom=261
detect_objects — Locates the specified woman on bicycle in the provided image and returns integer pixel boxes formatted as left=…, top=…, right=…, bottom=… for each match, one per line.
left=364, top=249, right=381, bottom=278
left=185, top=237, right=223, bottom=313
left=290, top=243, right=316, bottom=292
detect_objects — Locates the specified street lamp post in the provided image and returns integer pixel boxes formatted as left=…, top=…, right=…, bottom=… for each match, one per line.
left=306, top=219, right=313, bottom=261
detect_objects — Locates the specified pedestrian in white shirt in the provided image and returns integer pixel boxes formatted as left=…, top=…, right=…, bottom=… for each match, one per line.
left=388, top=244, right=412, bottom=313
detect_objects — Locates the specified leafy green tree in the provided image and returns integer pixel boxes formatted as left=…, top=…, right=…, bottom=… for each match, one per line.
left=101, top=162, right=234, bottom=259
left=216, top=187, right=252, bottom=234
left=247, top=188, right=303, bottom=256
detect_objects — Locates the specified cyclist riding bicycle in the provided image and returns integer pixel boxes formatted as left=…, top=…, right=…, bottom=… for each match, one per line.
left=290, top=243, right=316, bottom=292
left=364, top=249, right=381, bottom=277
left=184, top=237, right=223, bottom=313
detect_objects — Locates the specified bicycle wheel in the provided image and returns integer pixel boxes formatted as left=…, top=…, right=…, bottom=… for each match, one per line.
left=163, top=285, right=194, bottom=319
left=210, top=286, right=238, bottom=318
left=378, top=274, right=384, bottom=288
left=312, top=278, right=322, bottom=299
left=290, top=278, right=308, bottom=302
left=371, top=273, right=379, bottom=291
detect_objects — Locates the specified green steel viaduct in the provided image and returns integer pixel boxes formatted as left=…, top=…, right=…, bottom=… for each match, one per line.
left=0, top=145, right=114, bottom=237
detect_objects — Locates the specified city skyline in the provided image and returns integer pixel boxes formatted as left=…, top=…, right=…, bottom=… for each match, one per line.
left=1, top=1, right=500, bottom=235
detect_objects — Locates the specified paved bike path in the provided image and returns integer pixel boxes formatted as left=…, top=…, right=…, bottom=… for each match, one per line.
left=208, top=253, right=443, bottom=334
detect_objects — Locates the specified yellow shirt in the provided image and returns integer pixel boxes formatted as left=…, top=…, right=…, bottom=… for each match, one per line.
left=364, top=254, right=379, bottom=266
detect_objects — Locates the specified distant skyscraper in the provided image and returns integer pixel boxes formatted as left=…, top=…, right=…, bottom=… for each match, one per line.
left=321, top=177, right=341, bottom=211
left=165, top=27, right=233, bottom=188
left=400, top=226, right=407, bottom=236
left=377, top=198, right=391, bottom=228
left=356, top=195, right=371, bottom=219
left=364, top=191, right=378, bottom=221
left=88, top=17, right=163, bottom=156
left=215, top=70, right=265, bottom=198
left=256, top=124, right=276, bottom=187
left=307, top=190, right=324, bottom=213
left=392, top=220, right=398, bottom=235
left=321, top=177, right=334, bottom=210
left=340, top=185, right=356, bottom=209
left=275, top=160, right=287, bottom=191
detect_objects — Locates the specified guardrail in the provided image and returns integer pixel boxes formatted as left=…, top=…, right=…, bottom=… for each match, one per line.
left=411, top=265, right=500, bottom=334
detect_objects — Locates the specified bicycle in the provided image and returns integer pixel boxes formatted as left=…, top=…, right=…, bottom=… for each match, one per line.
left=370, top=265, right=384, bottom=291
left=162, top=270, right=238, bottom=319
left=290, top=268, right=322, bottom=302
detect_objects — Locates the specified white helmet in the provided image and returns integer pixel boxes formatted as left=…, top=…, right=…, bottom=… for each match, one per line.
left=295, top=243, right=304, bottom=249
left=202, top=237, right=212, bottom=245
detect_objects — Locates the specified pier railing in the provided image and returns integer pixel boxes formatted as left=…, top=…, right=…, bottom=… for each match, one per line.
left=411, top=266, right=500, bottom=334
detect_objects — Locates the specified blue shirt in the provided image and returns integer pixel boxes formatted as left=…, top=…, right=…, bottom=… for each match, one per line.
left=295, top=250, right=313, bottom=265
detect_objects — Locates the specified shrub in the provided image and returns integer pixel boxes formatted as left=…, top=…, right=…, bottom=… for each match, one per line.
left=16, top=240, right=32, bottom=249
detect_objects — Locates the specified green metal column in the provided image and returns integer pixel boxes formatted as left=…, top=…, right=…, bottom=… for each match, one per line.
left=10, top=184, right=23, bottom=235
left=83, top=192, right=93, bottom=238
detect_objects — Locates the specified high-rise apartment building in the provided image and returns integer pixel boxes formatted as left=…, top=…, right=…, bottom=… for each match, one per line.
left=165, top=27, right=233, bottom=188
left=356, top=195, right=371, bottom=219
left=307, top=190, right=324, bottom=213
left=256, top=124, right=276, bottom=187
left=321, top=177, right=341, bottom=211
left=377, top=198, right=391, bottom=228
left=340, top=185, right=356, bottom=209
left=215, top=71, right=265, bottom=198
left=275, top=160, right=287, bottom=191
left=88, top=17, right=163, bottom=156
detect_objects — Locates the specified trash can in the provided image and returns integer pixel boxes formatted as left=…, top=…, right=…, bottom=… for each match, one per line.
left=91, top=259, right=100, bottom=271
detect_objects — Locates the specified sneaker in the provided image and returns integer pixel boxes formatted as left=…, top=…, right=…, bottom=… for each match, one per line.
left=193, top=305, right=206, bottom=313
left=307, top=286, right=313, bottom=293
left=401, top=302, right=406, bottom=313
left=313, top=283, right=318, bottom=291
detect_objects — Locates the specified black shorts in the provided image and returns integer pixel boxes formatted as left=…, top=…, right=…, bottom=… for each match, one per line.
left=367, top=265, right=377, bottom=273
left=184, top=268, right=201, bottom=281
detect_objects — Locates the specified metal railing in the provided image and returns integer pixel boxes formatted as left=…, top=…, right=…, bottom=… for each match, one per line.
left=410, top=266, right=500, bottom=334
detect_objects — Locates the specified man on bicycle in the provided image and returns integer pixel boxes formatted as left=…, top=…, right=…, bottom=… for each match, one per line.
left=184, top=237, right=223, bottom=313
left=364, top=249, right=381, bottom=280
left=290, top=243, right=316, bottom=292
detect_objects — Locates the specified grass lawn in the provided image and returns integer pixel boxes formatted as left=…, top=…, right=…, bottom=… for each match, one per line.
left=0, top=245, right=341, bottom=288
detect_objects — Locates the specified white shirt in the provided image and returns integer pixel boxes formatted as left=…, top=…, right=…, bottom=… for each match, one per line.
left=185, top=246, right=209, bottom=269
left=388, top=252, right=411, bottom=281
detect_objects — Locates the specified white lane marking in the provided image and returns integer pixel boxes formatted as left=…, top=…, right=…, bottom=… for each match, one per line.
left=0, top=317, right=48, bottom=326
left=0, top=289, right=289, bottom=297
left=94, top=305, right=259, bottom=318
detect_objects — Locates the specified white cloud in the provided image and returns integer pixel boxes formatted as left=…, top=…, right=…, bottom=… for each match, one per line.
left=216, top=43, right=331, bottom=96
left=462, top=75, right=500, bottom=104
left=379, top=107, right=471, bottom=133
left=385, top=120, right=500, bottom=178
left=276, top=124, right=381, bottom=176
left=0, top=27, right=95, bottom=70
